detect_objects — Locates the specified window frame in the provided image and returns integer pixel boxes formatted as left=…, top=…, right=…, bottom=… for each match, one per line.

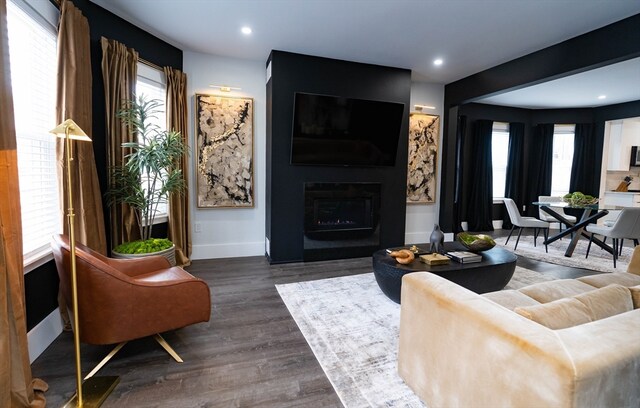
left=550, top=124, right=576, bottom=197
left=491, top=121, right=510, bottom=202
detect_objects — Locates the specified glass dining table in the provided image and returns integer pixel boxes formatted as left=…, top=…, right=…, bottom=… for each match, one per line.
left=532, top=201, right=615, bottom=257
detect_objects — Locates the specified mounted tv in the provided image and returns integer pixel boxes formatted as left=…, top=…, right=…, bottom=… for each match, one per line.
left=290, top=92, right=404, bottom=166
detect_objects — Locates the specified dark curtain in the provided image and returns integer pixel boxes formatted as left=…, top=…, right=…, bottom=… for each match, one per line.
left=569, top=123, right=598, bottom=195
left=452, top=115, right=467, bottom=233
left=526, top=123, right=554, bottom=216
left=467, top=119, right=494, bottom=231
left=503, top=122, right=525, bottom=228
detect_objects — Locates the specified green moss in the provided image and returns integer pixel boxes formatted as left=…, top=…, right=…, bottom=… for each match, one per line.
left=114, top=238, right=173, bottom=254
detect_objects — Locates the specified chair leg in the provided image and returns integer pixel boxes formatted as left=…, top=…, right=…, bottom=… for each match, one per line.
left=635, top=239, right=639, bottom=247
left=515, top=228, right=523, bottom=250
left=505, top=226, right=515, bottom=245
left=154, top=333, right=184, bottom=363
left=533, top=228, right=538, bottom=247
left=84, top=341, right=127, bottom=380
left=586, top=233, right=594, bottom=258
left=543, top=228, right=549, bottom=253
left=613, top=238, right=618, bottom=269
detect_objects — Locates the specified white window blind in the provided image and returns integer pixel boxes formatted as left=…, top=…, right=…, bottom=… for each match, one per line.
left=551, top=124, right=576, bottom=197
left=492, top=122, right=510, bottom=199
left=136, top=63, right=169, bottom=222
left=7, top=0, right=60, bottom=263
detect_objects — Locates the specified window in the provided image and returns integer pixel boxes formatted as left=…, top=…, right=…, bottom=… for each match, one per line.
left=551, top=124, right=575, bottom=197
left=7, top=0, right=60, bottom=265
left=135, top=63, right=169, bottom=223
left=491, top=122, right=510, bottom=199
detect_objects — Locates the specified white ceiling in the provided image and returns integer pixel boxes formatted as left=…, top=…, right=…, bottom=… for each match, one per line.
left=91, top=0, right=640, bottom=107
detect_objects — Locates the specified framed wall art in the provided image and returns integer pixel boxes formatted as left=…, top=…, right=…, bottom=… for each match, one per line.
left=195, top=94, right=254, bottom=208
left=407, top=112, right=440, bottom=204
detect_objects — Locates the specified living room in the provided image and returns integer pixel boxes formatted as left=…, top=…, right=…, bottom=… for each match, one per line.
left=3, top=0, right=640, bottom=406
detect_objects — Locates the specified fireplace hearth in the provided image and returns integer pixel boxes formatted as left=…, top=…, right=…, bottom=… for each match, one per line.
left=303, top=183, right=381, bottom=259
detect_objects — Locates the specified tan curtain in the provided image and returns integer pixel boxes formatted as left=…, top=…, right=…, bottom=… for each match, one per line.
left=164, top=67, right=191, bottom=266
left=56, top=0, right=107, bottom=253
left=101, top=37, right=139, bottom=249
left=0, top=0, right=47, bottom=406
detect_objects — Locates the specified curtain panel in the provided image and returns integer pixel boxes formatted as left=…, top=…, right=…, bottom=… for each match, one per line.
left=164, top=66, right=191, bottom=266
left=56, top=0, right=107, bottom=254
left=570, top=123, right=599, bottom=196
left=503, top=122, right=525, bottom=228
left=452, top=115, right=467, bottom=233
left=101, top=37, right=140, bottom=249
left=466, top=119, right=494, bottom=232
left=526, top=123, right=554, bottom=216
left=0, top=0, right=47, bottom=405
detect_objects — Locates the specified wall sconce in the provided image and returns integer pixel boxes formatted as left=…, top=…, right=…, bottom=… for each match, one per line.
left=414, top=104, right=436, bottom=111
left=209, top=84, right=242, bottom=92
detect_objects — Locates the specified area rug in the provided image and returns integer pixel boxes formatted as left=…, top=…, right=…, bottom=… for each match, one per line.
left=496, top=235, right=630, bottom=273
left=275, top=267, right=554, bottom=408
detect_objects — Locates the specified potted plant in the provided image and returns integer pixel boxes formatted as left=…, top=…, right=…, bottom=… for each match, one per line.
left=107, top=95, right=187, bottom=265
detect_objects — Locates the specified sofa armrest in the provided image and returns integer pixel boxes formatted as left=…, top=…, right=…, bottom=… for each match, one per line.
left=398, top=272, right=575, bottom=408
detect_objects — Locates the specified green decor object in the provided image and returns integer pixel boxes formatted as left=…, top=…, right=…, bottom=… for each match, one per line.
left=457, top=232, right=496, bottom=252
left=113, top=238, right=173, bottom=254
left=106, top=96, right=187, bottom=256
left=562, top=191, right=598, bottom=207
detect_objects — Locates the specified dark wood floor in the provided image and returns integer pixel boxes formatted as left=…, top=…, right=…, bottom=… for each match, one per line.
left=31, top=230, right=599, bottom=407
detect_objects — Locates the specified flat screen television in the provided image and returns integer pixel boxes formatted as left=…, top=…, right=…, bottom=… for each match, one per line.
left=290, top=92, right=404, bottom=166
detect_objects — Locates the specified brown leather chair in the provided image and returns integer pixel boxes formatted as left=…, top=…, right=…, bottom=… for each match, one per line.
left=51, top=234, right=210, bottom=377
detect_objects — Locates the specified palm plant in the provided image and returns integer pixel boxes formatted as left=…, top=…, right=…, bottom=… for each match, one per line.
left=107, top=95, right=186, bottom=244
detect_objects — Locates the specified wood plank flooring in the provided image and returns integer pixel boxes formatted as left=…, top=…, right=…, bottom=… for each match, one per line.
left=31, top=232, right=598, bottom=407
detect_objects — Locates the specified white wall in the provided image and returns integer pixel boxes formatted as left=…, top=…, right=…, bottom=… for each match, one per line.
left=184, top=51, right=266, bottom=259
left=405, top=81, right=446, bottom=244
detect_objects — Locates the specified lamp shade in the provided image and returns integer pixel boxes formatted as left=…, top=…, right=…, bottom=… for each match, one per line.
left=50, top=118, right=92, bottom=142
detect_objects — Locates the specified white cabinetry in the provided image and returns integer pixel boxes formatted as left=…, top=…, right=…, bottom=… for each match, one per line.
left=606, top=120, right=640, bottom=171
left=603, top=192, right=640, bottom=207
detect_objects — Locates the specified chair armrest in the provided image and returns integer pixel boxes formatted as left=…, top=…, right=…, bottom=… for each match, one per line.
left=398, top=272, right=574, bottom=408
left=103, top=255, right=171, bottom=276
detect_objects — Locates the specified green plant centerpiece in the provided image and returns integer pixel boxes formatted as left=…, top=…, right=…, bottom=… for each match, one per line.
left=107, top=96, right=187, bottom=265
left=562, top=191, right=598, bottom=207
left=456, top=232, right=496, bottom=252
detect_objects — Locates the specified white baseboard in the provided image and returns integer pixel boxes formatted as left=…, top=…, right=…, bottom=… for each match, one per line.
left=191, top=241, right=265, bottom=260
left=405, top=231, right=455, bottom=244
left=28, top=307, right=63, bottom=363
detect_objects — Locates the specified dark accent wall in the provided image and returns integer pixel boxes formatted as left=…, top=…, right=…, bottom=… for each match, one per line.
left=440, top=13, right=640, bottom=232
left=25, top=1, right=181, bottom=333
left=266, top=51, right=411, bottom=263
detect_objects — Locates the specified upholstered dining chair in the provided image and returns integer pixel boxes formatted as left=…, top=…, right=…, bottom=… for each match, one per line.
left=503, top=198, right=549, bottom=252
left=585, top=207, right=640, bottom=268
left=51, top=234, right=211, bottom=378
left=537, top=195, right=577, bottom=233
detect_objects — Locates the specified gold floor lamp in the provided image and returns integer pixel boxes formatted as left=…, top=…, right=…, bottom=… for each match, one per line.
left=50, top=119, right=119, bottom=408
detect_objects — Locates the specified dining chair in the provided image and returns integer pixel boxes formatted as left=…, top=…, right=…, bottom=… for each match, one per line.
left=537, top=195, right=577, bottom=233
left=503, top=198, right=549, bottom=252
left=585, top=207, right=640, bottom=268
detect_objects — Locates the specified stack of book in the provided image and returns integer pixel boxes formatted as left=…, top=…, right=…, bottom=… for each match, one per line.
left=446, top=250, right=482, bottom=264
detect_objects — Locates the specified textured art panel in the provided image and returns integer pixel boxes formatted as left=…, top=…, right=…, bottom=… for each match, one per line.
left=407, top=113, right=439, bottom=204
left=195, top=94, right=254, bottom=208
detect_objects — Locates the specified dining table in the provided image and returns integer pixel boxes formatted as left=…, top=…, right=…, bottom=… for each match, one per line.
left=532, top=201, right=615, bottom=257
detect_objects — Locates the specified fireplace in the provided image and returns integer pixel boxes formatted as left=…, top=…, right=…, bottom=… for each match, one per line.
left=303, top=183, right=381, bottom=259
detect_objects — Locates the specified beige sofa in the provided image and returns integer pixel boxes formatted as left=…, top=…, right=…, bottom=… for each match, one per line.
left=398, top=266, right=640, bottom=407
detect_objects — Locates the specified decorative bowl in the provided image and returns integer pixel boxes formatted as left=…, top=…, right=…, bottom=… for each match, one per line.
left=456, top=232, right=496, bottom=252
left=562, top=192, right=598, bottom=207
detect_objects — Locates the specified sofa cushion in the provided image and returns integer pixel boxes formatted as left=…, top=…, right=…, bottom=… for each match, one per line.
left=515, top=284, right=634, bottom=329
left=482, top=290, right=540, bottom=310
left=519, top=279, right=596, bottom=303
left=577, top=272, right=640, bottom=289
left=514, top=297, right=593, bottom=329
left=573, top=284, right=633, bottom=320
left=630, top=285, right=640, bottom=309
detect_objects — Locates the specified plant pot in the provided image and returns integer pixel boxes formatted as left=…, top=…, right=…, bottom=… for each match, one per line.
left=112, top=244, right=176, bottom=266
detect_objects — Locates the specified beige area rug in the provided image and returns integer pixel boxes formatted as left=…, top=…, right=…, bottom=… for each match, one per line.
left=497, top=235, right=631, bottom=273
left=276, top=267, right=554, bottom=408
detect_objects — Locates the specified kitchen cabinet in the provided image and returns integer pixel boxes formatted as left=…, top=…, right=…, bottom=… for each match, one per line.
left=606, top=120, right=640, bottom=171
left=603, top=192, right=640, bottom=207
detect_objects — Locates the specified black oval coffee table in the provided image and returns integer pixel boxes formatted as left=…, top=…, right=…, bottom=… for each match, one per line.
left=372, top=243, right=517, bottom=303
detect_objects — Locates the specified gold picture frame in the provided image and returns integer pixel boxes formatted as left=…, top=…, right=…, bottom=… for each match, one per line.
left=407, top=112, right=440, bottom=204
left=194, top=94, right=254, bottom=208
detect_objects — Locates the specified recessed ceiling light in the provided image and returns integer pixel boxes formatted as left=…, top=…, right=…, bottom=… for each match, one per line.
left=241, top=26, right=252, bottom=35
left=598, top=95, right=607, bottom=100
left=433, top=58, right=443, bottom=66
